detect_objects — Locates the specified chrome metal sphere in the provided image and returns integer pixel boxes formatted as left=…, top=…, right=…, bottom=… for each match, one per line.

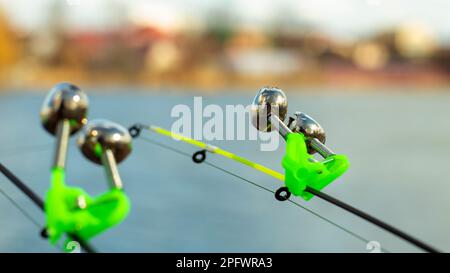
left=250, top=87, right=288, bottom=132
left=40, top=83, right=88, bottom=136
left=291, top=112, right=326, bottom=154
left=77, top=119, right=132, bottom=165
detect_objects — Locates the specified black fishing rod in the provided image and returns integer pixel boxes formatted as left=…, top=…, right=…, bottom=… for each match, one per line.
left=137, top=135, right=391, bottom=253
left=130, top=87, right=442, bottom=253
left=305, top=187, right=439, bottom=253
left=251, top=87, right=440, bottom=253
left=0, top=163, right=96, bottom=253
left=256, top=87, right=441, bottom=253
left=134, top=126, right=440, bottom=253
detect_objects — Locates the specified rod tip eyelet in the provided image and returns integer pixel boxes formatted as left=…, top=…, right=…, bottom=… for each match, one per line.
left=128, top=124, right=142, bottom=138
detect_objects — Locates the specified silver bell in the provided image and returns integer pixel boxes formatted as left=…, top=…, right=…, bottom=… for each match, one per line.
left=250, top=87, right=288, bottom=132
left=78, top=119, right=132, bottom=189
left=40, top=83, right=89, bottom=169
left=289, top=112, right=326, bottom=154
left=40, top=82, right=88, bottom=136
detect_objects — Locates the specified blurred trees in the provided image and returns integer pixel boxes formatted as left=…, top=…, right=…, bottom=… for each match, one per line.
left=0, top=4, right=448, bottom=89
left=0, top=9, right=20, bottom=70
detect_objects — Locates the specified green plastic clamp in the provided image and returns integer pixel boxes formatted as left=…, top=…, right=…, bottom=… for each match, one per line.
left=282, top=133, right=349, bottom=200
left=44, top=167, right=130, bottom=249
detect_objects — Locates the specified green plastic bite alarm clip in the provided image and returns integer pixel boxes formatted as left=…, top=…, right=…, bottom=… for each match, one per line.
left=282, top=133, right=349, bottom=200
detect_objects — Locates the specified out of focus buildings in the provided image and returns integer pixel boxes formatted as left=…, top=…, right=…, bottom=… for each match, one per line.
left=0, top=3, right=449, bottom=91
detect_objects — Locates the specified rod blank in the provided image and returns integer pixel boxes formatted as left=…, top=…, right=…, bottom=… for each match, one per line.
left=0, top=163, right=97, bottom=253
left=305, top=186, right=440, bottom=253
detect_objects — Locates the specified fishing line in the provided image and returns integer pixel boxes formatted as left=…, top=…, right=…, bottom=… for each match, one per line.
left=204, top=161, right=392, bottom=253
left=0, top=180, right=82, bottom=253
left=305, top=187, right=438, bottom=253
left=0, top=163, right=45, bottom=209
left=0, top=163, right=97, bottom=253
left=0, top=170, right=66, bottom=252
left=0, top=183, right=41, bottom=228
left=139, top=136, right=391, bottom=253
left=135, top=125, right=439, bottom=252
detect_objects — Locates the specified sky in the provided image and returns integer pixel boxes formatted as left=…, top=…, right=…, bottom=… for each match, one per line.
left=1, top=0, right=450, bottom=43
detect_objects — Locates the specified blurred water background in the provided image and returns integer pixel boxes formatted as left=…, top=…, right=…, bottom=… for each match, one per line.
left=1, top=88, right=450, bottom=252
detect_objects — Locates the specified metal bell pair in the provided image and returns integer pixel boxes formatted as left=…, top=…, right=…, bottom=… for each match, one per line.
left=251, top=87, right=349, bottom=200
left=40, top=82, right=131, bottom=245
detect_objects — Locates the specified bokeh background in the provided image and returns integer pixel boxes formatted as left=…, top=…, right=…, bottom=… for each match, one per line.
left=0, top=0, right=449, bottom=89
left=0, top=0, right=449, bottom=253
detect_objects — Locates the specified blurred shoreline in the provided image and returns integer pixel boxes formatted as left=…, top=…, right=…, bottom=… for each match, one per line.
left=2, top=59, right=449, bottom=93
left=2, top=82, right=449, bottom=95
left=0, top=3, right=449, bottom=93
left=1, top=65, right=448, bottom=93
